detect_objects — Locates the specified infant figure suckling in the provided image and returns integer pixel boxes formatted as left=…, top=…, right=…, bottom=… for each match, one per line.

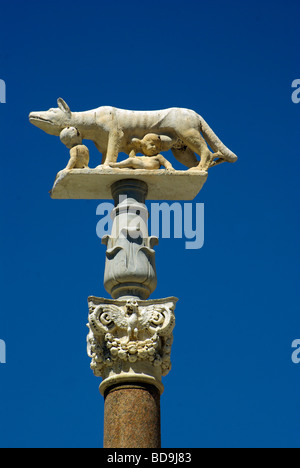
left=109, top=133, right=175, bottom=171
left=60, top=127, right=90, bottom=170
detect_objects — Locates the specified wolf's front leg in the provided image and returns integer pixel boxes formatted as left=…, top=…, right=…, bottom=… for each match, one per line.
left=104, top=130, right=124, bottom=166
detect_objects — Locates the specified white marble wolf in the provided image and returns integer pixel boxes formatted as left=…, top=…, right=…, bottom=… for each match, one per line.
left=29, top=98, right=238, bottom=171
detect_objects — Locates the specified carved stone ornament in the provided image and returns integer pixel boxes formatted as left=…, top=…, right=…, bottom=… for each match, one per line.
left=87, top=297, right=177, bottom=395
left=29, top=99, right=238, bottom=172
left=102, top=179, right=158, bottom=300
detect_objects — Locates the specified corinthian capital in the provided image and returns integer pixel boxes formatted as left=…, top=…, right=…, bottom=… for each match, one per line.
left=87, top=297, right=177, bottom=395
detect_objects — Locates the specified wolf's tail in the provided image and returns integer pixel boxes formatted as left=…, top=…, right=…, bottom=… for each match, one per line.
left=199, top=115, right=238, bottom=163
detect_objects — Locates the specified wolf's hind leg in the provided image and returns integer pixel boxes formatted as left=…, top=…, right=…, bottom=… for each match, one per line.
left=179, top=128, right=213, bottom=171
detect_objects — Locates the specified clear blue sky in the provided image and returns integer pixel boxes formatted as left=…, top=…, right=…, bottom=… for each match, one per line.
left=0, top=0, right=299, bottom=448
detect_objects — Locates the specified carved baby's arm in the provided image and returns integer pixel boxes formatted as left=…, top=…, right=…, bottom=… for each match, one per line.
left=129, top=149, right=137, bottom=158
left=65, top=153, right=77, bottom=170
left=157, top=155, right=175, bottom=171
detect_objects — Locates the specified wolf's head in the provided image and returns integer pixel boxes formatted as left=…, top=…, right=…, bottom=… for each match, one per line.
left=29, top=98, right=72, bottom=136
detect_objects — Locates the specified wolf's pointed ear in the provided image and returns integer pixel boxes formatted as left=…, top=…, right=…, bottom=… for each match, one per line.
left=57, top=98, right=71, bottom=115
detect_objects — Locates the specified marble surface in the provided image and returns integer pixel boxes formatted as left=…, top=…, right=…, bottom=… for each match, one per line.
left=50, top=167, right=208, bottom=200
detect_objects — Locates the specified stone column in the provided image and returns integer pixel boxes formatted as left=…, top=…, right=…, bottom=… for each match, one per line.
left=30, top=97, right=237, bottom=450
left=87, top=179, right=177, bottom=448
left=104, top=383, right=161, bottom=449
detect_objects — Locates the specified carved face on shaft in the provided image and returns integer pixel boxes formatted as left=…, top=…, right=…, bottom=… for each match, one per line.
left=29, top=98, right=72, bottom=136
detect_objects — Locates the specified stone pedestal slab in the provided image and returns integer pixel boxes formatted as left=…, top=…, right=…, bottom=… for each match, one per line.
left=50, top=167, right=208, bottom=200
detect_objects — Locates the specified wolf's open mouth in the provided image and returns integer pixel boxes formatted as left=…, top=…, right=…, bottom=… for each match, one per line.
left=29, top=115, right=52, bottom=124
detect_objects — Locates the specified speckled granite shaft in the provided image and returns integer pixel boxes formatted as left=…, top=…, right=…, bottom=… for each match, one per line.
left=104, top=384, right=161, bottom=448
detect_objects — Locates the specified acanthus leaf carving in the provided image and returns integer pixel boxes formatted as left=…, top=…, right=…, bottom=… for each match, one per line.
left=87, top=298, right=177, bottom=379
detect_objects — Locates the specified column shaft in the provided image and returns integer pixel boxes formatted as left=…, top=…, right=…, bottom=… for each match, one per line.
left=104, top=384, right=161, bottom=448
